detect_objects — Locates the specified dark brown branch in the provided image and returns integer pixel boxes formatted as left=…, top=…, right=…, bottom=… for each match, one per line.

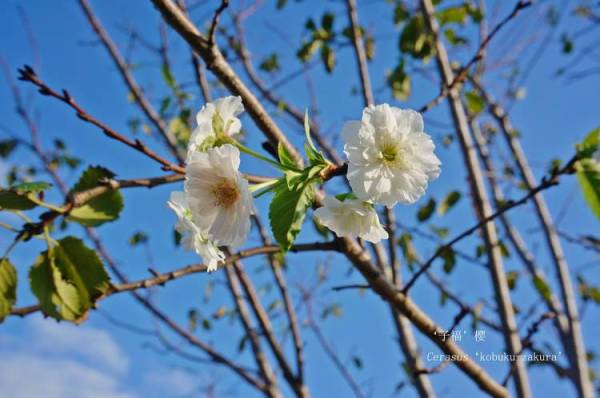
left=208, top=0, right=229, bottom=46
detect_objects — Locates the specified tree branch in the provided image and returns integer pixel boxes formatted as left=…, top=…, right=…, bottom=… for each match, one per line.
left=77, top=0, right=182, bottom=162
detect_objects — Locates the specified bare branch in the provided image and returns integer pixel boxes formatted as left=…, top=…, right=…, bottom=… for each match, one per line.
left=418, top=1, right=532, bottom=114
left=77, top=0, right=182, bottom=162
left=17, top=65, right=185, bottom=174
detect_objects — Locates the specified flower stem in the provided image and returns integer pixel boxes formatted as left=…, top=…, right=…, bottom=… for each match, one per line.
left=232, top=141, right=298, bottom=171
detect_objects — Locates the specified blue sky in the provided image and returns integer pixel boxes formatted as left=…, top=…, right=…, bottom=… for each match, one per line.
left=0, top=0, right=599, bottom=397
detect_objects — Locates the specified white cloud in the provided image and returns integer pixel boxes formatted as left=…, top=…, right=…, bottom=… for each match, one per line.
left=28, top=317, right=129, bottom=375
left=0, top=353, right=134, bottom=398
left=0, top=316, right=135, bottom=398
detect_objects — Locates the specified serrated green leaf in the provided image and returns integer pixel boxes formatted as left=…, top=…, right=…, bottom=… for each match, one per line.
left=30, top=237, right=110, bottom=323
left=68, top=166, right=124, bottom=226
left=0, top=189, right=37, bottom=210
left=438, top=191, right=461, bottom=215
left=576, top=158, right=600, bottom=219
left=0, top=258, right=17, bottom=322
left=417, top=198, right=436, bottom=222
left=269, top=180, right=315, bottom=252
left=278, top=142, right=297, bottom=169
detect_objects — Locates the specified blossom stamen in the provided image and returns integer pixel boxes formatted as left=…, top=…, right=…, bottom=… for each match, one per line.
left=212, top=179, right=240, bottom=208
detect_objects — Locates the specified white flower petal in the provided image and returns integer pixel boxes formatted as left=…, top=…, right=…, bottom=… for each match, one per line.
left=314, top=197, right=388, bottom=243
left=185, top=144, right=254, bottom=247
left=167, top=191, right=225, bottom=272
left=343, top=104, right=441, bottom=207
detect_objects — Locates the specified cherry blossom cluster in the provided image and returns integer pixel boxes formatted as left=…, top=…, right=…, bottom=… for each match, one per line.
left=169, top=97, right=441, bottom=270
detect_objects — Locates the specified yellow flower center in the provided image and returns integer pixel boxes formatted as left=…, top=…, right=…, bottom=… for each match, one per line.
left=381, top=144, right=397, bottom=162
left=212, top=179, right=240, bottom=208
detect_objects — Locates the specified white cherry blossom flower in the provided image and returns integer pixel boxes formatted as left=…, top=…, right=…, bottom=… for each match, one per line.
left=314, top=196, right=388, bottom=243
left=185, top=144, right=254, bottom=247
left=343, top=104, right=441, bottom=207
left=167, top=191, right=225, bottom=272
left=188, top=96, right=244, bottom=157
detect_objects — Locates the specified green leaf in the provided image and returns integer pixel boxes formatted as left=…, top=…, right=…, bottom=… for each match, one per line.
left=161, top=62, right=177, bottom=90
left=129, top=231, right=149, bottom=246
left=417, top=198, right=436, bottom=222
left=297, top=40, right=321, bottom=62
left=440, top=246, right=456, bottom=274
left=429, top=225, right=449, bottom=239
left=394, top=3, right=410, bottom=25
left=578, top=276, right=600, bottom=304
left=399, top=16, right=435, bottom=60
left=465, top=90, right=485, bottom=115
left=365, top=34, right=375, bottom=60
left=0, top=139, right=18, bottom=158
left=436, top=5, right=468, bottom=25
left=259, top=53, right=280, bottom=72
left=12, top=181, right=51, bottom=194
left=29, top=237, right=110, bottom=323
left=68, top=166, right=124, bottom=227
left=506, top=271, right=519, bottom=290
left=0, top=189, right=37, bottom=210
left=269, top=179, right=315, bottom=252
left=576, top=158, right=600, bottom=219
left=304, top=111, right=326, bottom=165
left=438, top=191, right=461, bottom=215
left=577, top=127, right=599, bottom=158
left=321, top=44, right=336, bottom=73
left=278, top=142, right=297, bottom=169
left=444, top=28, right=468, bottom=46
left=0, top=259, right=17, bottom=322
left=532, top=275, right=552, bottom=302
left=321, top=12, right=334, bottom=32
left=388, top=60, right=411, bottom=101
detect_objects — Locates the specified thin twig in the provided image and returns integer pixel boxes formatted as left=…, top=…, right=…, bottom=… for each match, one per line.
left=17, top=65, right=185, bottom=174
left=77, top=0, right=182, bottom=162
left=418, top=1, right=532, bottom=114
